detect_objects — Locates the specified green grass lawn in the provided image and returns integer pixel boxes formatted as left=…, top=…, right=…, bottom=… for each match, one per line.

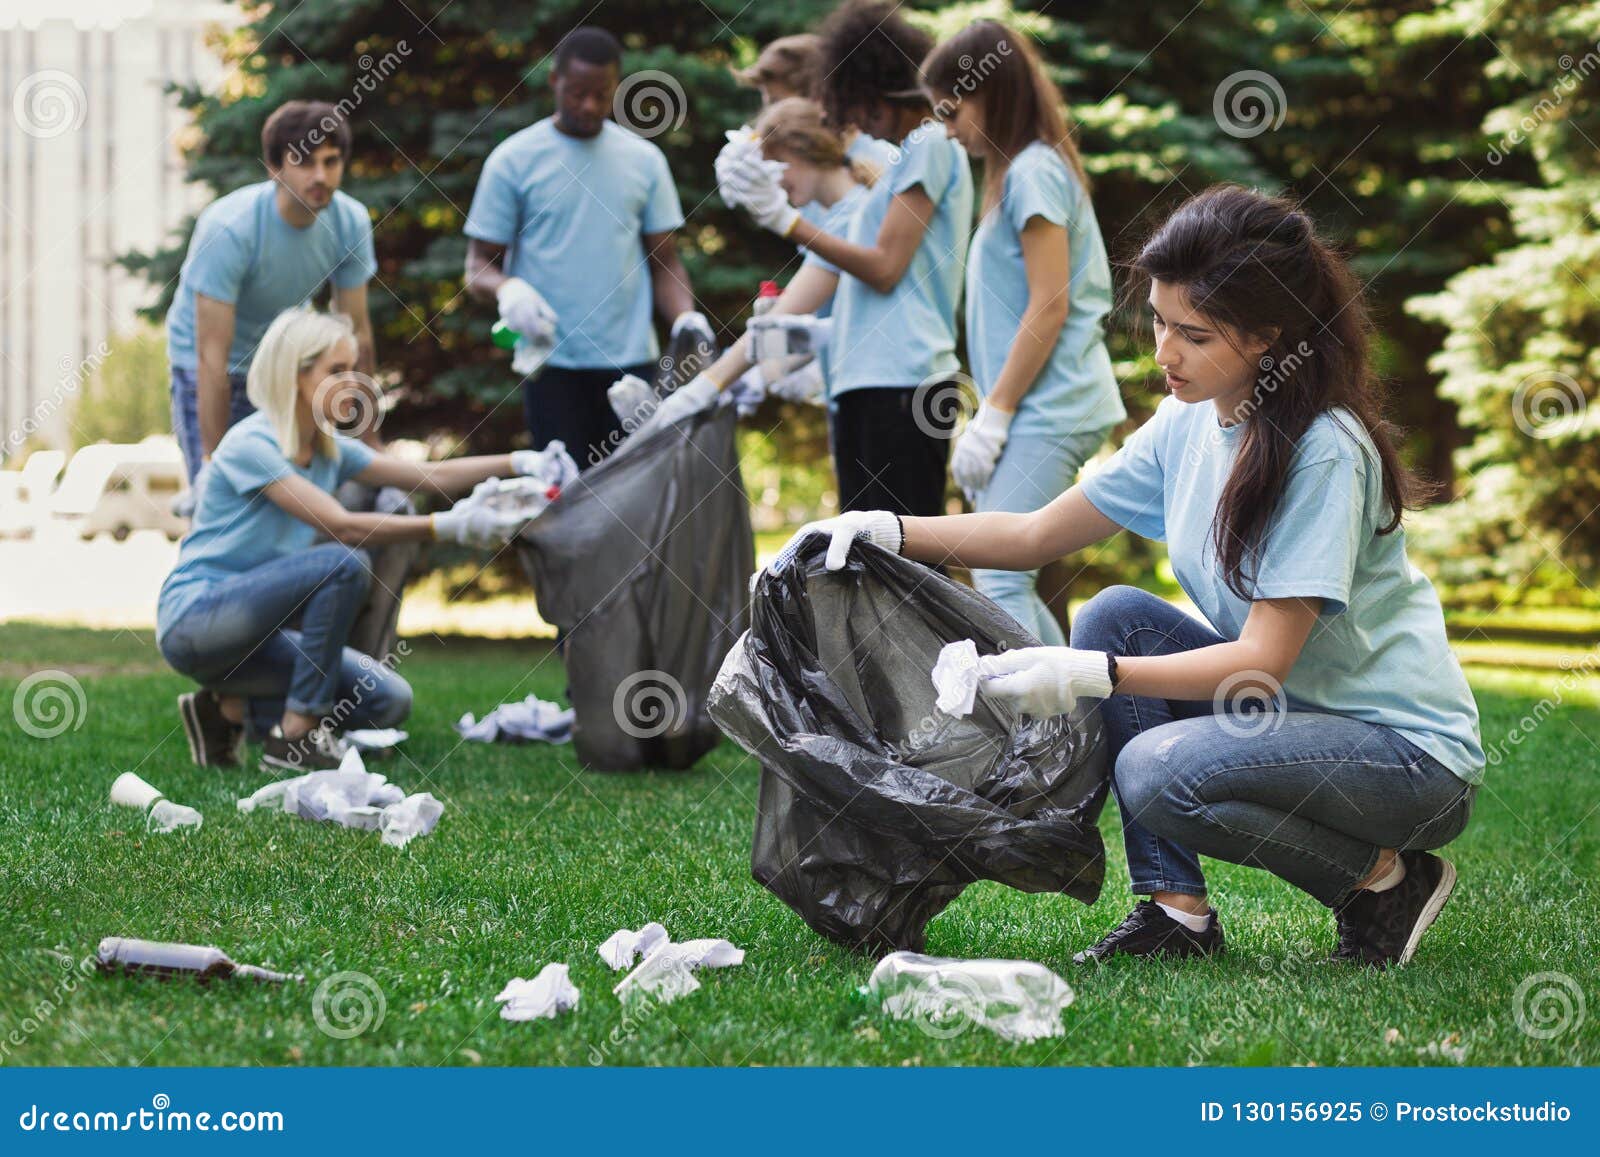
left=1, top=621, right=1594, bottom=1067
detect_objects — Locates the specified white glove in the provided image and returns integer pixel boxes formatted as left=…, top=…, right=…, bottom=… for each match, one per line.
left=432, top=504, right=530, bottom=548
left=608, top=373, right=659, bottom=425
left=767, top=357, right=825, bottom=405
left=671, top=310, right=716, bottom=352
left=496, top=278, right=557, bottom=340
left=768, top=509, right=903, bottom=576
left=950, top=401, right=1014, bottom=500
left=747, top=313, right=833, bottom=362
left=715, top=129, right=764, bottom=208
left=727, top=366, right=767, bottom=417
left=647, top=374, right=721, bottom=429
left=509, top=442, right=579, bottom=491
left=742, top=172, right=801, bottom=236
left=976, top=647, right=1113, bottom=717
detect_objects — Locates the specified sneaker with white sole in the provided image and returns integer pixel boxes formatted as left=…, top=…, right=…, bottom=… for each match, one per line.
left=259, top=724, right=350, bottom=773
left=1331, top=850, right=1456, bottom=968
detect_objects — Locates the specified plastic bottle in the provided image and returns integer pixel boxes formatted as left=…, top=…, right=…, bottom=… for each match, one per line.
left=752, top=281, right=786, bottom=381
left=96, top=937, right=304, bottom=984
left=492, top=319, right=555, bottom=376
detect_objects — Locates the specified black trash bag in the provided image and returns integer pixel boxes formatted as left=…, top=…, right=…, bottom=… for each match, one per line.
left=515, top=399, right=754, bottom=771
left=708, top=536, right=1109, bottom=954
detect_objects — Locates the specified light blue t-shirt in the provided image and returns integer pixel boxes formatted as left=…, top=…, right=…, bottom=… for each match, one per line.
left=826, top=124, right=973, bottom=396
left=966, top=142, right=1126, bottom=437
left=846, top=131, right=897, bottom=172
left=464, top=117, right=685, bottom=370
left=156, top=411, right=376, bottom=644
left=801, top=183, right=869, bottom=315
left=1080, top=397, right=1486, bottom=783
left=166, top=182, right=377, bottom=375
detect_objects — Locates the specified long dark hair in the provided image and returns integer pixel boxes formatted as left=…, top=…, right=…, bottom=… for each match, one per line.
left=920, top=19, right=1089, bottom=213
left=1130, top=184, right=1433, bottom=600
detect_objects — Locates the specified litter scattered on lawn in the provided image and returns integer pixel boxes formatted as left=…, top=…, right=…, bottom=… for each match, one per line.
left=496, top=963, right=581, bottom=1022
left=97, top=937, right=303, bottom=984
left=611, top=934, right=744, bottom=1005
left=455, top=695, right=574, bottom=744
left=865, top=952, right=1075, bottom=1043
left=109, top=771, right=201, bottom=833
left=598, top=922, right=669, bottom=970
left=237, top=747, right=442, bottom=848
left=343, top=727, right=408, bottom=753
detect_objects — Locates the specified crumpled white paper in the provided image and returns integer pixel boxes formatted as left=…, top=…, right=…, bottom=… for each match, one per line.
left=380, top=792, right=443, bottom=849
left=496, top=962, right=580, bottom=1022
left=597, top=922, right=669, bottom=970
left=932, top=639, right=982, bottom=717
left=610, top=931, right=745, bottom=1005
left=237, top=747, right=442, bottom=848
left=456, top=695, right=574, bottom=744
left=343, top=727, right=408, bottom=752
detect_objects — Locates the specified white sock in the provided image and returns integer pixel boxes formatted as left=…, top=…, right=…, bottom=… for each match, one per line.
left=1364, top=855, right=1406, bottom=893
left=1156, top=900, right=1212, bottom=931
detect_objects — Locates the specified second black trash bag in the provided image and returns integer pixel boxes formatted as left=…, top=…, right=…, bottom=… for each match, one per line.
left=708, top=535, right=1110, bottom=955
left=515, top=402, right=754, bottom=771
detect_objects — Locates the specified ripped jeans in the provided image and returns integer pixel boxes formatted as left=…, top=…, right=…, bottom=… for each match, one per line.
left=1070, top=585, right=1477, bottom=908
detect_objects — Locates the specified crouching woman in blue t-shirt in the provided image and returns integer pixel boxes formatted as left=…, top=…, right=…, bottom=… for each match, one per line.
left=770, top=186, right=1485, bottom=970
left=158, top=307, right=553, bottom=774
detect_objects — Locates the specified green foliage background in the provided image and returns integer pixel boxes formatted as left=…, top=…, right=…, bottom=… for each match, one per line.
left=118, top=0, right=1600, bottom=605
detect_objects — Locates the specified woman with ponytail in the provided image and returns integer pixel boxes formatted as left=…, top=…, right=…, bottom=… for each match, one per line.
left=923, top=20, right=1125, bottom=643
left=768, top=186, right=1484, bottom=970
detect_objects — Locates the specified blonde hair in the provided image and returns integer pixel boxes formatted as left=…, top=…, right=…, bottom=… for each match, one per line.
left=733, top=34, right=821, bottom=98
left=754, top=97, right=879, bottom=187
left=245, top=307, right=357, bottom=463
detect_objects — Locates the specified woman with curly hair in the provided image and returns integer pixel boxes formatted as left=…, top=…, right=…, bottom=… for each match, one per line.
left=713, top=0, right=974, bottom=522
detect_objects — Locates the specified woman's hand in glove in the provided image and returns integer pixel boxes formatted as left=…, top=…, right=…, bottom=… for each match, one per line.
left=976, top=646, right=1113, bottom=716
left=766, top=509, right=903, bottom=576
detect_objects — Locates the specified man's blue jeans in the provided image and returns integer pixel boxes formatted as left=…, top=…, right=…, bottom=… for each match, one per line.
left=171, top=365, right=253, bottom=484
left=1070, top=585, right=1477, bottom=907
left=157, top=543, right=412, bottom=739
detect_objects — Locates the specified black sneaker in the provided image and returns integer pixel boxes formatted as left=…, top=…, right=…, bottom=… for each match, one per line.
left=1330, top=851, right=1456, bottom=969
left=260, top=724, right=351, bottom=773
left=1073, top=900, right=1225, bottom=963
left=178, top=689, right=242, bottom=768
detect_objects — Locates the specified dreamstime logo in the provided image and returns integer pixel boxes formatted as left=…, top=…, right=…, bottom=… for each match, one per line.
left=904, top=969, right=989, bottom=1040
left=1512, top=971, right=1585, bottom=1041
left=1484, top=645, right=1600, bottom=766
left=283, top=41, right=412, bottom=165
left=1212, top=669, right=1285, bottom=739
left=6, top=342, right=111, bottom=455
left=312, top=970, right=386, bottom=1039
left=911, top=372, right=976, bottom=440
left=12, top=69, right=86, bottom=138
left=313, top=370, right=384, bottom=439
left=1487, top=43, right=1600, bottom=165
left=1510, top=370, right=1586, bottom=440
left=613, top=70, right=686, bottom=139
left=1213, top=70, right=1286, bottom=139
left=13, top=670, right=87, bottom=739
left=613, top=670, right=688, bottom=739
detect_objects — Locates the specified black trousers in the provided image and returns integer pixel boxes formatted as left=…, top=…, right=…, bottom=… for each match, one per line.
left=522, top=361, right=655, bottom=472
left=829, top=385, right=954, bottom=517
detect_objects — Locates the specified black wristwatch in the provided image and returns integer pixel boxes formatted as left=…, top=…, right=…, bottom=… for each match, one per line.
left=1106, top=653, right=1119, bottom=690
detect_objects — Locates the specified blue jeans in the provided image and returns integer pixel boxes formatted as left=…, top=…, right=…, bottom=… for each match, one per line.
left=171, top=365, right=254, bottom=484
left=157, top=543, right=412, bottom=738
left=973, top=423, right=1113, bottom=646
left=1070, top=585, right=1476, bottom=907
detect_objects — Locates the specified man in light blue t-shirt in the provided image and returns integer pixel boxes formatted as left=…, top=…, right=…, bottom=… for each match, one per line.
left=464, top=26, right=713, bottom=470
left=166, top=100, right=379, bottom=483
